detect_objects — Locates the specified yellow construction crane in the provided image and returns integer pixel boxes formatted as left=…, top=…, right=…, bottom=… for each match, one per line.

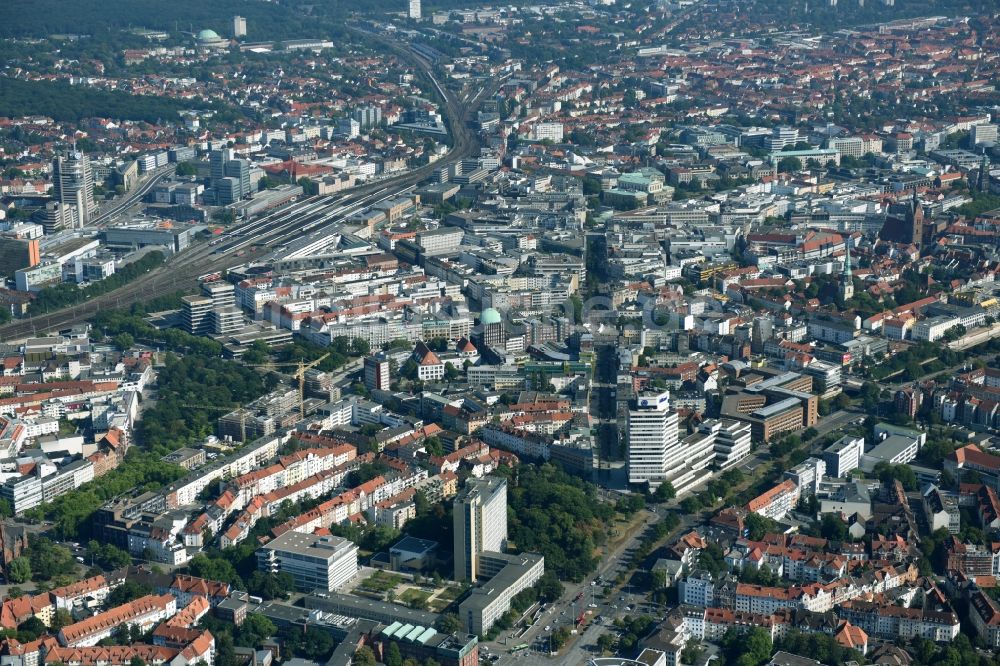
left=181, top=403, right=248, bottom=443
left=246, top=353, right=330, bottom=420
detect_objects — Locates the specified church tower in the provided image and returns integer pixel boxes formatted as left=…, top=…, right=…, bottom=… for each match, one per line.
left=910, top=191, right=924, bottom=247
left=840, top=237, right=854, bottom=302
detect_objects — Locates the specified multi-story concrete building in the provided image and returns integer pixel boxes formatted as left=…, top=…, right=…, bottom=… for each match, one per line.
left=706, top=418, right=752, bottom=469
left=453, top=476, right=507, bottom=582
left=457, top=552, right=544, bottom=635
left=0, top=237, right=40, bottom=278
left=969, top=589, right=1000, bottom=647
left=530, top=122, right=564, bottom=142
left=827, top=136, right=865, bottom=158
left=784, top=457, right=825, bottom=496
left=747, top=479, right=800, bottom=521
left=52, top=152, right=97, bottom=227
left=364, top=356, right=391, bottom=392
left=823, top=436, right=864, bottom=478
left=181, top=295, right=215, bottom=336
left=256, top=531, right=359, bottom=592
left=627, top=391, right=679, bottom=488
left=679, top=572, right=716, bottom=607
left=57, top=594, right=177, bottom=647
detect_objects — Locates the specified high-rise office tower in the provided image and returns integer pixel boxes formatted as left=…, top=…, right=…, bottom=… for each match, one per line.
left=52, top=152, right=96, bottom=227
left=351, top=106, right=382, bottom=129
left=364, top=356, right=390, bottom=392
left=210, top=148, right=231, bottom=186
left=224, top=158, right=252, bottom=198
left=181, top=295, right=214, bottom=335
left=454, top=477, right=507, bottom=582
left=627, top=391, right=679, bottom=487
left=233, top=15, right=247, bottom=38
left=408, top=0, right=421, bottom=19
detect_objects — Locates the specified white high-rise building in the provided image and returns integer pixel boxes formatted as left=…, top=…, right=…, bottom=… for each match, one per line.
left=823, top=435, right=864, bottom=478
left=454, top=476, right=507, bottom=582
left=233, top=15, right=247, bottom=38
left=971, top=124, right=998, bottom=147
left=408, top=0, right=421, bottom=19
left=52, top=152, right=96, bottom=228
left=627, top=391, right=679, bottom=487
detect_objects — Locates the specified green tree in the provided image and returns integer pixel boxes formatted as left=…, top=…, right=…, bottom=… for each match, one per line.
left=424, top=437, right=445, bottom=456
left=247, top=571, right=295, bottom=600
left=653, top=481, right=676, bottom=502
left=535, top=572, right=564, bottom=602
left=239, top=613, right=277, bottom=647
left=435, top=613, right=463, bottom=634
left=551, top=626, right=572, bottom=650
left=17, top=617, right=46, bottom=641
left=107, top=580, right=154, bottom=606
left=722, top=627, right=772, bottom=666
left=777, top=156, right=802, bottom=173
left=51, top=609, right=73, bottom=630
left=386, top=643, right=403, bottom=666
left=744, top=513, right=778, bottom=540
left=175, top=162, right=198, bottom=177
left=7, top=556, right=30, bottom=583
left=819, top=513, right=849, bottom=541
left=27, top=537, right=75, bottom=580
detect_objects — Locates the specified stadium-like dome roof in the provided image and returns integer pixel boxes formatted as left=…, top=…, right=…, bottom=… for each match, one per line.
left=480, top=308, right=502, bottom=325
left=196, top=29, right=223, bottom=43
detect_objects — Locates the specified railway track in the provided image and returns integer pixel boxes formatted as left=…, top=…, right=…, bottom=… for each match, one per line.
left=0, top=37, right=495, bottom=342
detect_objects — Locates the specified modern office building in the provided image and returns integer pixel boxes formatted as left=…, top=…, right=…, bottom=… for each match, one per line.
left=971, top=123, right=998, bottom=147
left=364, top=356, right=391, bottom=392
left=861, top=434, right=919, bottom=472
left=181, top=295, right=214, bottom=336
left=783, top=457, right=826, bottom=496
left=210, top=148, right=231, bottom=186
left=457, top=552, right=544, bottom=635
left=706, top=418, right=752, bottom=469
left=257, top=531, right=359, bottom=592
left=0, top=237, right=40, bottom=278
left=352, top=106, right=383, bottom=129
left=52, top=152, right=96, bottom=227
left=217, top=177, right=242, bottom=205
left=454, top=476, right=507, bottom=582
left=233, top=15, right=247, bottom=38
left=32, top=201, right=76, bottom=234
left=211, top=308, right=245, bottom=335
left=827, top=136, right=865, bottom=158
left=823, top=436, right=864, bottom=478
left=408, top=0, right=422, bottom=19
left=225, top=158, right=252, bottom=199
left=202, top=281, right=236, bottom=309
left=530, top=122, right=564, bottom=142
left=627, top=391, right=679, bottom=487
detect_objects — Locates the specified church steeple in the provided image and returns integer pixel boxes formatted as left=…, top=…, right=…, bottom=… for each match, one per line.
left=910, top=191, right=923, bottom=247
left=840, top=236, right=854, bottom=302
